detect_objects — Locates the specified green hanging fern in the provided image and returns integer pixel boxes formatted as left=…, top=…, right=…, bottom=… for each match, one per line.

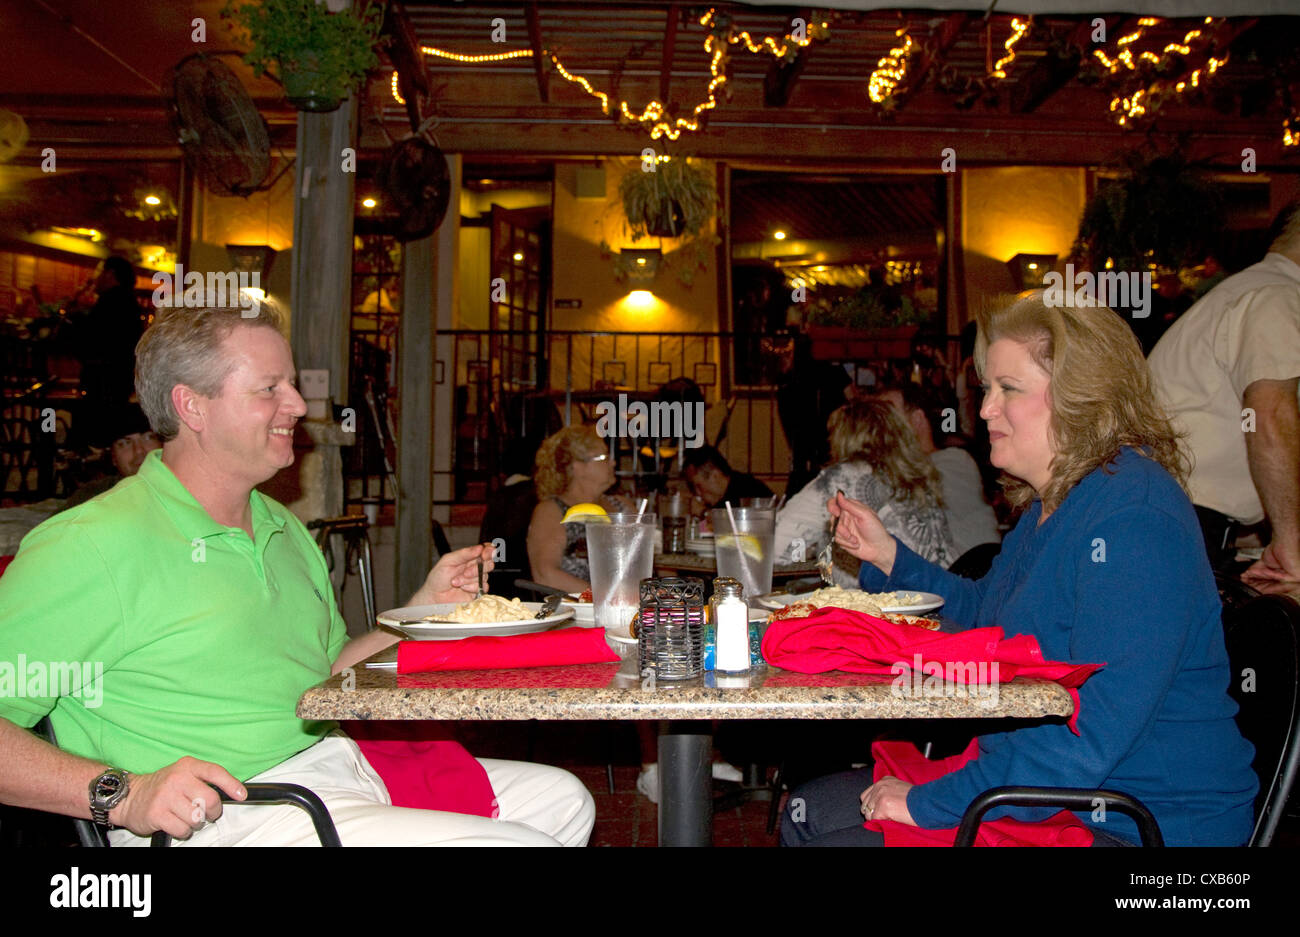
left=618, top=158, right=716, bottom=241
left=1073, top=149, right=1225, bottom=274
left=223, top=0, right=384, bottom=108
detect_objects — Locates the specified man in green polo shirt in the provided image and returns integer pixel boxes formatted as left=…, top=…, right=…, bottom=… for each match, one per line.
left=0, top=305, right=594, bottom=846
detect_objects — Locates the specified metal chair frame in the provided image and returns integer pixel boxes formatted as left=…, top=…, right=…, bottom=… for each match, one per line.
left=308, top=514, right=377, bottom=631
left=34, top=717, right=342, bottom=847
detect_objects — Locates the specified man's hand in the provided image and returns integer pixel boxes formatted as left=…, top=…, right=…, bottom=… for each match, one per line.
left=1243, top=539, right=1300, bottom=583
left=860, top=776, right=916, bottom=826
left=1241, top=576, right=1300, bottom=598
left=829, top=492, right=897, bottom=576
left=110, top=757, right=245, bottom=840
left=409, top=543, right=496, bottom=606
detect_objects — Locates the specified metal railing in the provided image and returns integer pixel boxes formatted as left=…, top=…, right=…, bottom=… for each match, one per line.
left=425, top=330, right=789, bottom=501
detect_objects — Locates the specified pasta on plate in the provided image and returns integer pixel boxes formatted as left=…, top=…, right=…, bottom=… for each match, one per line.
left=430, top=594, right=529, bottom=624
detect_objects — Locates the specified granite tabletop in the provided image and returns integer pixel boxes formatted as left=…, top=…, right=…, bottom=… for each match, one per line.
left=297, top=644, right=1075, bottom=723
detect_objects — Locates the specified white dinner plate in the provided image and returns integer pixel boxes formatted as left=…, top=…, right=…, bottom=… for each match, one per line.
left=377, top=601, right=575, bottom=641
left=561, top=600, right=594, bottom=624
left=752, top=590, right=945, bottom=615
left=604, top=626, right=638, bottom=646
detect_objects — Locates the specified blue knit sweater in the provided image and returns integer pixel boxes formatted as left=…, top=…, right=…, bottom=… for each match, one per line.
left=860, top=448, right=1257, bottom=846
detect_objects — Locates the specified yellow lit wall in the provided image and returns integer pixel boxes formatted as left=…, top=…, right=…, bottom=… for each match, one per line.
left=552, top=161, right=720, bottom=333
left=456, top=185, right=551, bottom=329
left=962, top=166, right=1086, bottom=320
left=550, top=160, right=721, bottom=392
left=188, top=169, right=295, bottom=328
left=195, top=170, right=294, bottom=253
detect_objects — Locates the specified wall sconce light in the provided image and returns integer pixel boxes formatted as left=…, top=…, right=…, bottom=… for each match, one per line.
left=622, top=248, right=662, bottom=283
left=1007, top=253, right=1056, bottom=291
left=226, top=244, right=278, bottom=280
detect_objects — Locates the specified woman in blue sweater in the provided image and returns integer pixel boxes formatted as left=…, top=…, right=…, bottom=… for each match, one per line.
left=783, top=293, right=1257, bottom=847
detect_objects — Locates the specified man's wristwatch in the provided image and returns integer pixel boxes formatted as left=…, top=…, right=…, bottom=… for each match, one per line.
left=88, top=768, right=130, bottom=827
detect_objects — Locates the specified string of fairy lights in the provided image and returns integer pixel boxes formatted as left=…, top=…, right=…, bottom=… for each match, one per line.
left=392, top=8, right=824, bottom=140
left=1093, top=16, right=1230, bottom=128
left=991, top=17, right=1031, bottom=80
left=388, top=12, right=1296, bottom=147
left=867, top=29, right=914, bottom=105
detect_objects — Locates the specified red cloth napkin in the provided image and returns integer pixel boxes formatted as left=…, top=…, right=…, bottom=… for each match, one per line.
left=864, top=739, right=1095, bottom=847
left=760, top=606, right=1101, bottom=733
left=0, top=555, right=13, bottom=578
left=344, top=721, right=497, bottom=818
left=397, top=626, right=619, bottom=674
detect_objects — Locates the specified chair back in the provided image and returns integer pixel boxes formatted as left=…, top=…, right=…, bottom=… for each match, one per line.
left=1218, top=581, right=1300, bottom=846
left=948, top=542, right=1002, bottom=580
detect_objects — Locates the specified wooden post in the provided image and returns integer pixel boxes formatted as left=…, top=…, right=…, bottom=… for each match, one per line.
left=395, top=152, right=460, bottom=602
left=285, top=78, right=358, bottom=532
left=396, top=233, right=433, bottom=602
left=290, top=99, right=358, bottom=408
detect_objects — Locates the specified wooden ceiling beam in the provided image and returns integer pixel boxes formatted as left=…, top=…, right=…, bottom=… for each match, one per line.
left=762, top=7, right=814, bottom=108
left=660, top=3, right=678, bottom=103
left=890, top=13, right=973, bottom=112
left=1010, top=16, right=1113, bottom=115
left=526, top=2, right=549, bottom=103
left=383, top=0, right=433, bottom=128
left=353, top=110, right=1295, bottom=168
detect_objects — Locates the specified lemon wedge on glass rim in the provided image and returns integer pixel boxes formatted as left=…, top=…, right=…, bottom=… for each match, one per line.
left=562, top=502, right=609, bottom=524
left=716, top=533, right=764, bottom=560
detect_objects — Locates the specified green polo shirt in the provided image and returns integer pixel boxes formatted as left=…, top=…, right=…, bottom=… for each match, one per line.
left=0, top=449, right=346, bottom=780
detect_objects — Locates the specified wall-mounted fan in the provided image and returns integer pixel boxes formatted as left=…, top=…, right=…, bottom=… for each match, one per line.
left=167, top=53, right=273, bottom=196
left=377, top=134, right=450, bottom=242
left=374, top=2, right=450, bottom=241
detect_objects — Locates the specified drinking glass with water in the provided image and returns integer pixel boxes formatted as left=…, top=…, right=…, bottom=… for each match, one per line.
left=586, top=514, right=658, bottom=631
left=712, top=507, right=775, bottom=600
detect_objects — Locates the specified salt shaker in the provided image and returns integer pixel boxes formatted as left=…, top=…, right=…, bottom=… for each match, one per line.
left=711, top=577, right=750, bottom=674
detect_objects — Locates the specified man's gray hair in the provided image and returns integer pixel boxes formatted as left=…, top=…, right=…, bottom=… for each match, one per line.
left=1268, top=199, right=1300, bottom=254
left=135, top=305, right=287, bottom=441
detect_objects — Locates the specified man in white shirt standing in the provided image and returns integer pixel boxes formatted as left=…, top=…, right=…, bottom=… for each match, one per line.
left=1149, top=200, right=1300, bottom=583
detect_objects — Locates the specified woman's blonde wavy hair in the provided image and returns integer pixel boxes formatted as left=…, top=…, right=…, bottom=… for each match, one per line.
left=975, top=291, right=1189, bottom=512
left=828, top=398, right=944, bottom=508
left=534, top=425, right=606, bottom=500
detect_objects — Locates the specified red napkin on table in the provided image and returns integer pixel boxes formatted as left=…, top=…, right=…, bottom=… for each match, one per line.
left=760, top=606, right=1102, bottom=733
left=0, top=555, right=13, bottom=578
left=345, top=721, right=498, bottom=818
left=864, top=739, right=1095, bottom=847
left=397, top=626, right=619, bottom=674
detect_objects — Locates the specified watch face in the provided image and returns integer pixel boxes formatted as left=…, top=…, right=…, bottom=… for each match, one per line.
left=94, top=772, right=126, bottom=800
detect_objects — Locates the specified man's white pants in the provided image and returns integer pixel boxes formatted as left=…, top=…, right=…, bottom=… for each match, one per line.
left=110, top=733, right=595, bottom=847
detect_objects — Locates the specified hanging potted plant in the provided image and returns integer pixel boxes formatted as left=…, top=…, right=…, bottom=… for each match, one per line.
left=223, top=0, right=385, bottom=113
left=602, top=157, right=718, bottom=286
left=619, top=157, right=716, bottom=241
left=1072, top=148, right=1225, bottom=302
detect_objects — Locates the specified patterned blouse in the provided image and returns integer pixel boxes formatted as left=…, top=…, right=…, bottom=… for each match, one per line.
left=774, top=461, right=955, bottom=587
left=551, top=497, right=590, bottom=583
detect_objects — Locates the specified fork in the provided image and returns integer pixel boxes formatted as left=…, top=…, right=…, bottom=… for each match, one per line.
left=476, top=556, right=485, bottom=599
left=819, top=489, right=846, bottom=585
